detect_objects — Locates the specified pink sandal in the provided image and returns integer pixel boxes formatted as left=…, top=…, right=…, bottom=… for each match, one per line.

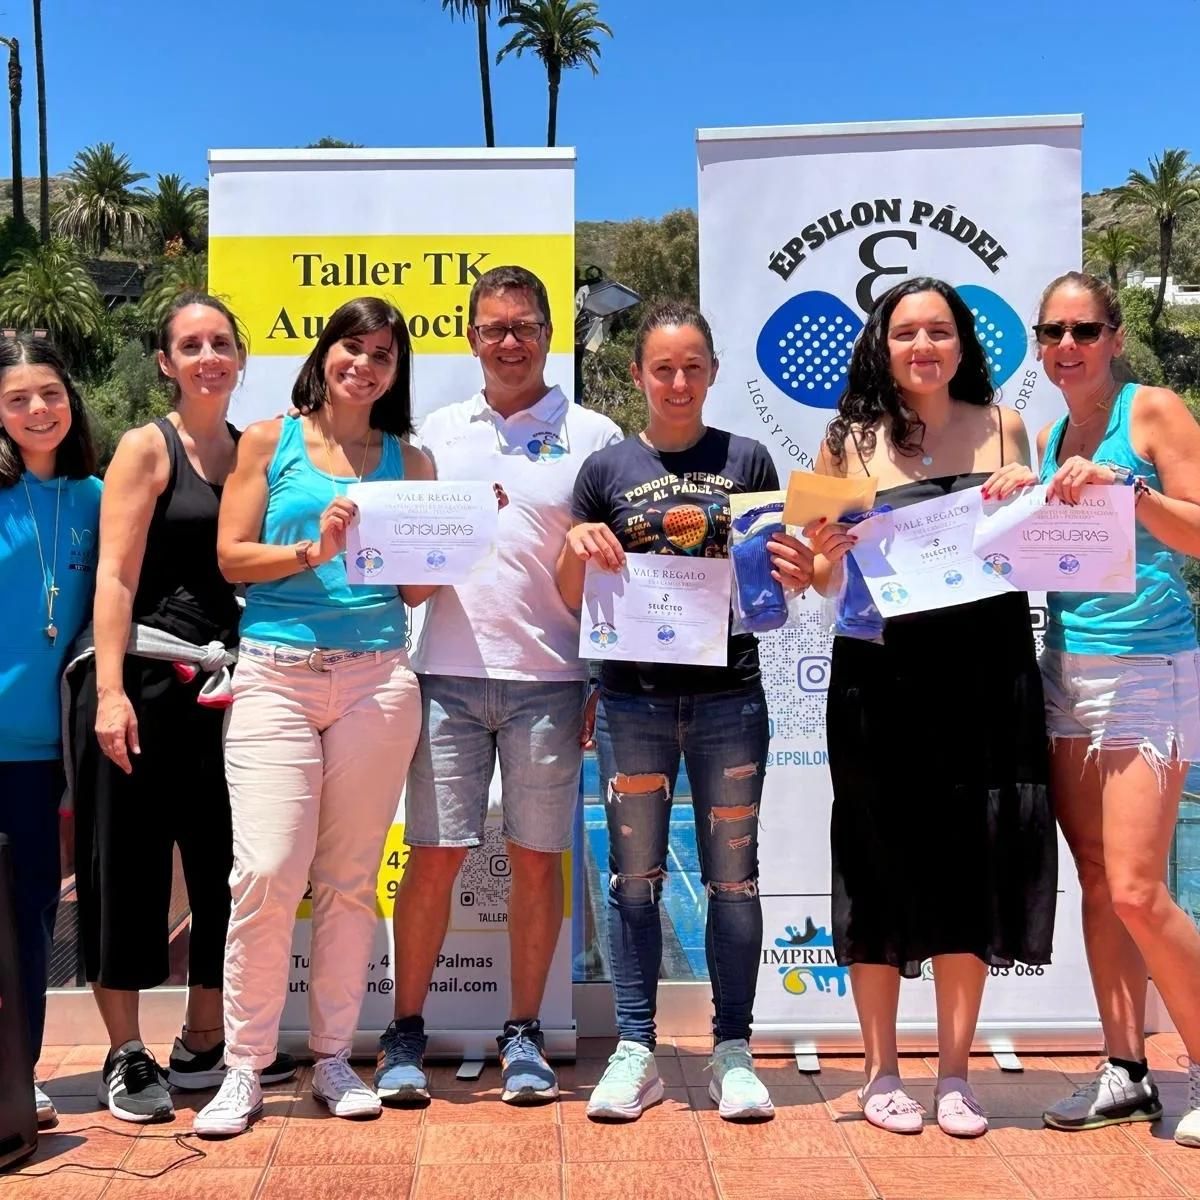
left=858, top=1074, right=925, bottom=1133
left=936, top=1077, right=988, bottom=1138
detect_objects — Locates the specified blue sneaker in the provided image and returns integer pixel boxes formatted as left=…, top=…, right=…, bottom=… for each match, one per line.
left=497, top=1019, right=557, bottom=1105
left=374, top=1019, right=430, bottom=1108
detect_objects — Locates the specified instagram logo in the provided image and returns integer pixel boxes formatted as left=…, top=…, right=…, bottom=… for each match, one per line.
left=797, top=656, right=831, bottom=692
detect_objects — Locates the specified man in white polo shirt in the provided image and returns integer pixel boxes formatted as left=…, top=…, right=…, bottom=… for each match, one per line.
left=376, top=265, right=621, bottom=1107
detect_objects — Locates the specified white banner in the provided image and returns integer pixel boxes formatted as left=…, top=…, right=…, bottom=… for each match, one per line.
left=209, top=148, right=576, bottom=1052
left=698, top=116, right=1098, bottom=1049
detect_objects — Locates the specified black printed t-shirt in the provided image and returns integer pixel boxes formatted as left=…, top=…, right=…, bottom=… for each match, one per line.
left=571, top=427, right=779, bottom=696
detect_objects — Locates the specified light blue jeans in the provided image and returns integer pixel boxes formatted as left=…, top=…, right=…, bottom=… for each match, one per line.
left=405, top=674, right=588, bottom=852
left=594, top=685, right=769, bottom=1049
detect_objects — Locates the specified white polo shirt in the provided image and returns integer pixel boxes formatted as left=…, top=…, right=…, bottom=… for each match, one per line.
left=412, top=385, right=622, bottom=681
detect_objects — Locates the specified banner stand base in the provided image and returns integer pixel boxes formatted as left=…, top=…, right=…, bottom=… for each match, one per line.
left=750, top=1020, right=1103, bottom=1058
left=278, top=1025, right=577, bottom=1064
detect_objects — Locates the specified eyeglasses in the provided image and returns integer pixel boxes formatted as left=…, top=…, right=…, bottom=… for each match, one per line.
left=1031, top=321, right=1117, bottom=346
left=473, top=322, right=547, bottom=345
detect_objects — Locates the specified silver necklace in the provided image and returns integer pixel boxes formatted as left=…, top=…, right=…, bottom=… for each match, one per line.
left=21, top=476, right=62, bottom=643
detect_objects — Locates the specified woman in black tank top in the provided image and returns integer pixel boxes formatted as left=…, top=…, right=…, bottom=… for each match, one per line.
left=72, top=294, right=294, bottom=1124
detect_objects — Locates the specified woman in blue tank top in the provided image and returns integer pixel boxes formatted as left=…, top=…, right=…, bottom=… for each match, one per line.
left=197, top=298, right=436, bottom=1138
left=986, top=271, right=1200, bottom=1148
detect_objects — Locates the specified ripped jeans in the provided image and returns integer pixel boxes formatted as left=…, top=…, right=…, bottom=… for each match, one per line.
left=594, top=684, right=769, bottom=1049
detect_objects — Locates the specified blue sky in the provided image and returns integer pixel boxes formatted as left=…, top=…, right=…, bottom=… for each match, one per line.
left=7, top=0, right=1199, bottom=219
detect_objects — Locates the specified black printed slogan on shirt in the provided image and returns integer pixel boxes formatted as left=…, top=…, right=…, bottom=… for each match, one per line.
left=571, top=427, right=779, bottom=695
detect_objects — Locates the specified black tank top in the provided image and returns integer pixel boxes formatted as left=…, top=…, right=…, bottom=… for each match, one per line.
left=131, top=417, right=240, bottom=647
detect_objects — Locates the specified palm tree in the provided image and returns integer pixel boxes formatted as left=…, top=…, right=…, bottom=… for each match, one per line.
left=1083, top=226, right=1143, bottom=292
left=147, top=173, right=207, bottom=253
left=53, top=142, right=149, bottom=254
left=0, top=240, right=102, bottom=360
left=32, top=0, right=49, bottom=244
left=139, top=253, right=208, bottom=326
left=496, top=0, right=612, bottom=147
left=1118, top=148, right=1200, bottom=326
left=0, top=35, right=23, bottom=225
left=440, top=1, right=515, bottom=148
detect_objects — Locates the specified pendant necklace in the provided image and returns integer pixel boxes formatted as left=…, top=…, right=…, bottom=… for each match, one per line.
left=1066, top=382, right=1118, bottom=429
left=21, top=475, right=63, bottom=643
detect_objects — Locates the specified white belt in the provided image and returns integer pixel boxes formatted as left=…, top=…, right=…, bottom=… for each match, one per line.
left=239, top=639, right=382, bottom=673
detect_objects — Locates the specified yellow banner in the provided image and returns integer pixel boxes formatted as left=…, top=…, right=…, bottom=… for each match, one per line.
left=296, top=822, right=573, bottom=920
left=209, top=233, right=575, bottom=356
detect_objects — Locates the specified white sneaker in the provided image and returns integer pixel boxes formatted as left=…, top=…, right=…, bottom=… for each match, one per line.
left=1175, top=1061, right=1200, bottom=1148
left=1043, top=1060, right=1161, bottom=1131
left=34, top=1082, right=56, bottom=1126
left=311, top=1050, right=382, bottom=1119
left=586, top=1041, right=663, bottom=1121
left=194, top=1067, right=263, bottom=1137
left=708, top=1038, right=774, bottom=1121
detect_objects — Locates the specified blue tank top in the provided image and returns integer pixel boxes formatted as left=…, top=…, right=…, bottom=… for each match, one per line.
left=241, top=416, right=408, bottom=650
left=1039, top=382, right=1196, bottom=655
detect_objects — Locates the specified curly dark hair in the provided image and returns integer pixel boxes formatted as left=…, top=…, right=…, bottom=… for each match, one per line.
left=825, top=277, right=994, bottom=464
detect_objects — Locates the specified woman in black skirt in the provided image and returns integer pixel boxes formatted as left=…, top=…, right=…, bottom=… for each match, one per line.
left=807, top=278, right=1055, bottom=1139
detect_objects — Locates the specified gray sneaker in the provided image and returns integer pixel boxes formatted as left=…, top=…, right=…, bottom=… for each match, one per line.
left=97, top=1041, right=174, bottom=1123
left=1043, top=1060, right=1161, bottom=1131
left=34, top=1082, right=56, bottom=1126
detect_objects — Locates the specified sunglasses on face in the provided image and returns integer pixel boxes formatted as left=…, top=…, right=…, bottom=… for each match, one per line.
left=1031, top=321, right=1117, bottom=346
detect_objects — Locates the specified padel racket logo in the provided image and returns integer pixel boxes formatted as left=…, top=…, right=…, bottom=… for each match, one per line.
left=755, top=292, right=862, bottom=411
left=956, top=284, right=1025, bottom=388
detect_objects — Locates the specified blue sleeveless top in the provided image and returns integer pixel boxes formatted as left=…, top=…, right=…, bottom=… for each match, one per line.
left=1039, top=382, right=1196, bottom=655
left=241, top=416, right=408, bottom=650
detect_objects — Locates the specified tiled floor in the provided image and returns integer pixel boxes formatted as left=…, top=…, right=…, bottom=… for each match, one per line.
left=13, top=1034, right=1200, bottom=1198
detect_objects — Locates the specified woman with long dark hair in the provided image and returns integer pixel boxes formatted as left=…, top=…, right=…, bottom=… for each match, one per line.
left=195, top=297, right=434, bottom=1136
left=0, top=334, right=99, bottom=1126
left=986, top=271, right=1200, bottom=1147
left=808, top=277, right=1056, bottom=1138
left=72, top=294, right=295, bottom=1124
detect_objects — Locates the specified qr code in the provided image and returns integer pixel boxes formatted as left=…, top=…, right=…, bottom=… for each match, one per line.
left=458, top=823, right=512, bottom=909
left=758, top=612, right=833, bottom=740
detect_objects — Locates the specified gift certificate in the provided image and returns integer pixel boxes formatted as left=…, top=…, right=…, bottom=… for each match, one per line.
left=973, top=484, right=1135, bottom=593
left=344, top=480, right=497, bottom=585
left=849, top=484, right=1135, bottom=616
left=579, top=553, right=732, bottom=667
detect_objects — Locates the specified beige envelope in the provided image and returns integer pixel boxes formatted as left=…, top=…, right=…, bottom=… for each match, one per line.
left=783, top=470, right=878, bottom=528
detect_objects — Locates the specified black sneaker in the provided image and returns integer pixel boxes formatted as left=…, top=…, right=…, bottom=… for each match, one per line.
left=97, top=1041, right=174, bottom=1123
left=167, top=1037, right=299, bottom=1090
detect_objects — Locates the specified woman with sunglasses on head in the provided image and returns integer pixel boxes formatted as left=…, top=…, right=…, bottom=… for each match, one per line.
left=195, top=297, right=433, bottom=1137
left=985, top=271, right=1200, bottom=1147
left=0, top=334, right=100, bottom=1127
left=808, top=277, right=1056, bottom=1139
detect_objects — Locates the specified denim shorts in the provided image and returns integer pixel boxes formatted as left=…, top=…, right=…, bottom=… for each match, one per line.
left=404, top=674, right=587, bottom=853
left=1041, top=646, right=1200, bottom=766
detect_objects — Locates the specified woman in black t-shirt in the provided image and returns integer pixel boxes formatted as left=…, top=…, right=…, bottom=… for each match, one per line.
left=557, top=301, right=812, bottom=1122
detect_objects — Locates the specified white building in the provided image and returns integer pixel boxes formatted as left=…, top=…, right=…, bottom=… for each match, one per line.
left=1127, top=272, right=1200, bottom=306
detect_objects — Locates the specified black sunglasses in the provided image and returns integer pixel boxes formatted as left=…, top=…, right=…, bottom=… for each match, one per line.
left=1031, top=321, right=1117, bottom=346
